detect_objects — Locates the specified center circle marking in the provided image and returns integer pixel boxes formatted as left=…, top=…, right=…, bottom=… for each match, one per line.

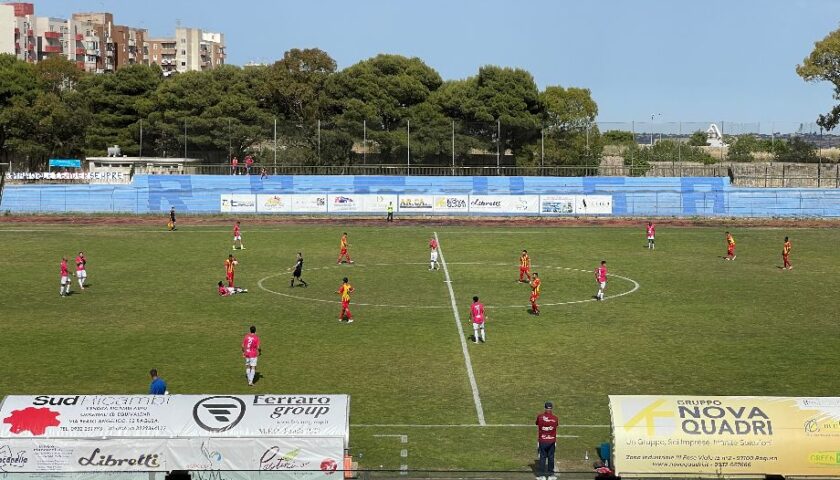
left=257, top=262, right=639, bottom=309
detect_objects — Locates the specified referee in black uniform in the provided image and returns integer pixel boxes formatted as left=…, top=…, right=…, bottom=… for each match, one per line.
left=290, top=252, right=308, bottom=288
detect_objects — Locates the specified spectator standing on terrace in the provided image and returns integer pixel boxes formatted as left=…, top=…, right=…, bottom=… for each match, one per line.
left=231, top=156, right=239, bottom=175
left=149, top=369, right=167, bottom=395
left=535, top=401, right=558, bottom=480
left=244, top=155, right=254, bottom=174
left=260, top=167, right=268, bottom=180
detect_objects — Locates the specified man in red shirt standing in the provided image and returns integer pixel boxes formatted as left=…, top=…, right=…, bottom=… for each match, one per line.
left=535, top=401, right=558, bottom=480
left=429, top=236, right=439, bottom=271
left=595, top=260, right=607, bottom=301
left=232, top=221, right=245, bottom=250
left=646, top=222, right=656, bottom=250
left=469, top=296, right=486, bottom=344
left=59, top=257, right=71, bottom=297
left=242, top=325, right=261, bottom=386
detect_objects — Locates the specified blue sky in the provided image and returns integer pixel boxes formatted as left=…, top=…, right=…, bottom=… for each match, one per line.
left=33, top=0, right=840, bottom=126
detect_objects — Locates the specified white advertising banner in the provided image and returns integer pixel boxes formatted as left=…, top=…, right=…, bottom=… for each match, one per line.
left=539, top=195, right=576, bottom=214
left=327, top=194, right=362, bottom=213
left=469, top=195, right=540, bottom=214
left=0, top=395, right=348, bottom=473
left=575, top=195, right=613, bottom=215
left=0, top=395, right=349, bottom=439
left=256, top=194, right=292, bottom=213
left=398, top=195, right=434, bottom=212
left=360, top=194, right=397, bottom=213
left=290, top=195, right=328, bottom=213
left=220, top=195, right=257, bottom=213
left=433, top=195, right=469, bottom=213
left=0, top=437, right=344, bottom=474
left=539, top=195, right=613, bottom=215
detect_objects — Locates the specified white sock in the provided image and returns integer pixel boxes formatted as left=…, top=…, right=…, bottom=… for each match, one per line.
left=78, top=278, right=83, bottom=289
left=430, top=261, right=434, bottom=269
left=480, top=327, right=486, bottom=342
left=245, top=368, right=250, bottom=379
left=473, top=324, right=479, bottom=341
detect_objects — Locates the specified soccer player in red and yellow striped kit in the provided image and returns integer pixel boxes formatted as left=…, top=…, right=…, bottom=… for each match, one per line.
left=519, top=250, right=532, bottom=283
left=530, top=273, right=541, bottom=315
left=337, top=232, right=354, bottom=264
left=337, top=277, right=355, bottom=323
left=782, top=236, right=792, bottom=270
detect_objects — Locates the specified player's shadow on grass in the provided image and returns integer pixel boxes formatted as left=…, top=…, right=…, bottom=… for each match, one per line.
left=253, top=372, right=263, bottom=385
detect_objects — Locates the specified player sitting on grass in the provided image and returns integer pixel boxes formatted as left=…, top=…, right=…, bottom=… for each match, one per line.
left=218, top=281, right=247, bottom=296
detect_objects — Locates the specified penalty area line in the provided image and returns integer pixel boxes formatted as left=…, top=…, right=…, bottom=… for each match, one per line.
left=435, top=231, right=486, bottom=426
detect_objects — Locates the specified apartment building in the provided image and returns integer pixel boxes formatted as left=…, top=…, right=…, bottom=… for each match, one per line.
left=0, top=2, right=224, bottom=74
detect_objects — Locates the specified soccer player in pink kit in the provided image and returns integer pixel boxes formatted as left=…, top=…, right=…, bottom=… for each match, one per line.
left=646, top=222, right=656, bottom=250
left=242, top=325, right=261, bottom=386
left=469, top=296, right=486, bottom=344
left=75, top=252, right=87, bottom=290
left=232, top=221, right=245, bottom=250
left=595, top=261, right=607, bottom=301
left=59, top=257, right=71, bottom=296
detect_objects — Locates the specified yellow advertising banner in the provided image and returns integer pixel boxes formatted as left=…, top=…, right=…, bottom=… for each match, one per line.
left=609, top=396, right=840, bottom=477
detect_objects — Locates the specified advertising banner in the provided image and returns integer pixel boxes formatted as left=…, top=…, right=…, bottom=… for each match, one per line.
left=469, top=195, right=539, bottom=214
left=256, top=194, right=292, bottom=213
left=5, top=172, right=127, bottom=182
left=0, top=395, right=349, bottom=474
left=609, top=395, right=840, bottom=477
left=575, top=195, right=613, bottom=215
left=0, top=395, right=349, bottom=439
left=398, top=195, right=434, bottom=212
left=433, top=195, right=469, bottom=213
left=360, top=194, right=397, bottom=213
left=539, top=195, right=576, bottom=214
left=0, top=437, right=344, bottom=474
left=327, top=195, right=362, bottom=213
left=290, top=195, right=327, bottom=213
left=220, top=195, right=257, bottom=213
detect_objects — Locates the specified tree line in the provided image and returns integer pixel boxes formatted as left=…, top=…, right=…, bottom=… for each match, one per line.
left=0, top=49, right=601, bottom=170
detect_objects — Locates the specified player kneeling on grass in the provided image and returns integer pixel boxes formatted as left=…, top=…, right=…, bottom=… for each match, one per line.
left=469, top=296, right=486, bottom=343
left=218, top=281, right=247, bottom=296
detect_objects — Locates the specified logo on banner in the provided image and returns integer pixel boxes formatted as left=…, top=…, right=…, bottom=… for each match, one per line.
left=264, top=196, right=286, bottom=208
left=193, top=396, right=246, bottom=432
left=2, top=407, right=61, bottom=436
left=78, top=448, right=160, bottom=468
left=399, top=197, right=432, bottom=209
left=321, top=458, right=338, bottom=474
left=435, top=197, right=466, bottom=209
left=333, top=196, right=354, bottom=205
left=259, top=446, right=311, bottom=470
left=0, top=445, right=29, bottom=472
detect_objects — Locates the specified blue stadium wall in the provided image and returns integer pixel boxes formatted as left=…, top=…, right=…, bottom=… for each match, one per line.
left=2, top=175, right=839, bottom=217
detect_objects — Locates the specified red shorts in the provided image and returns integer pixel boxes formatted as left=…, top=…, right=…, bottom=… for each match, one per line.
left=520, top=267, right=529, bottom=273
left=340, top=248, right=348, bottom=255
left=530, top=293, right=540, bottom=302
left=727, top=246, right=735, bottom=255
left=341, top=300, right=350, bottom=309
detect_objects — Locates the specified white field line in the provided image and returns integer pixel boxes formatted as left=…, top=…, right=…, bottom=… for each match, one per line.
left=435, top=231, right=486, bottom=426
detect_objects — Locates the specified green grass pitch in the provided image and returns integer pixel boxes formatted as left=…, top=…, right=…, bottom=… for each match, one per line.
left=1, top=222, right=838, bottom=471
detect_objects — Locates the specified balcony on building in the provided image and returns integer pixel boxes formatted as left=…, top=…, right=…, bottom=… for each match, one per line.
left=76, top=61, right=85, bottom=69
left=86, top=48, right=100, bottom=56
left=75, top=33, right=83, bottom=41
left=44, top=31, right=61, bottom=39
left=43, top=45, right=62, bottom=53
left=27, top=29, right=33, bottom=36
left=75, top=47, right=85, bottom=55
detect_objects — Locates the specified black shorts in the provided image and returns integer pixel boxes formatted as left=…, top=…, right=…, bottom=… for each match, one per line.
left=293, top=269, right=302, bottom=277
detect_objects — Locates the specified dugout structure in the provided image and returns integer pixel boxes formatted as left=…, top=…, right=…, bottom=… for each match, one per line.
left=0, top=394, right=350, bottom=480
